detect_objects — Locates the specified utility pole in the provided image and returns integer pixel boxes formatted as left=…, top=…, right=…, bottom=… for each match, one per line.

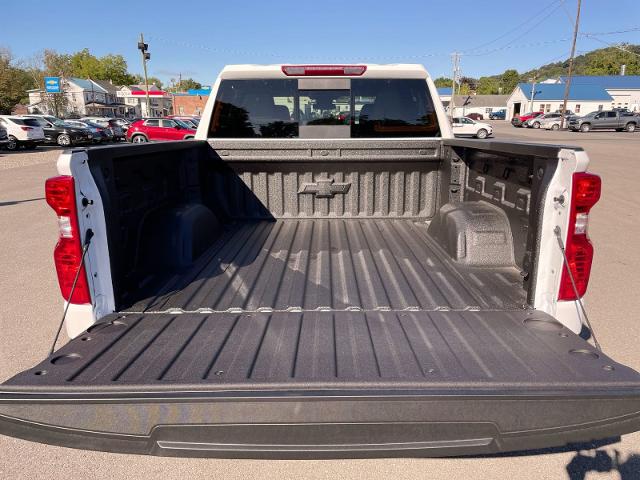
left=560, top=0, right=582, bottom=129
left=138, top=33, right=151, bottom=117
left=450, top=52, right=460, bottom=117
left=178, top=72, right=182, bottom=92
left=529, top=75, right=537, bottom=112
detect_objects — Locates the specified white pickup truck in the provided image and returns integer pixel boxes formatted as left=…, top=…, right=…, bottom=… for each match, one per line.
left=1, top=64, right=639, bottom=458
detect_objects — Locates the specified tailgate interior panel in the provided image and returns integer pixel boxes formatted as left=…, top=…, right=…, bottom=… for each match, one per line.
left=2, top=300, right=640, bottom=457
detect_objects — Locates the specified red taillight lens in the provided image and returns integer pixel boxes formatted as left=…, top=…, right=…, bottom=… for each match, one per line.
left=281, top=65, right=367, bottom=76
left=45, top=176, right=91, bottom=304
left=20, top=126, right=33, bottom=131
left=558, top=173, right=601, bottom=300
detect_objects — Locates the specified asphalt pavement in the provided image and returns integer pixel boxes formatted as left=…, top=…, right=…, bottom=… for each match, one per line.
left=0, top=126, right=639, bottom=479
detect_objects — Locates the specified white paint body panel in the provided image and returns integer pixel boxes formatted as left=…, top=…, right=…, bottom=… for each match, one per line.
left=56, top=150, right=116, bottom=338
left=532, top=148, right=591, bottom=333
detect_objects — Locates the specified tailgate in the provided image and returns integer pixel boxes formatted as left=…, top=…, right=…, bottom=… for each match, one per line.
left=1, top=310, right=639, bottom=458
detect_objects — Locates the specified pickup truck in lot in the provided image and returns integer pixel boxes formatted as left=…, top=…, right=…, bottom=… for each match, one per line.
left=1, top=64, right=639, bottom=459
left=568, top=110, right=638, bottom=132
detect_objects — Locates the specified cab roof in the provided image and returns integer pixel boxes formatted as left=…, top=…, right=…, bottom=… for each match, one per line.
left=219, top=64, right=429, bottom=80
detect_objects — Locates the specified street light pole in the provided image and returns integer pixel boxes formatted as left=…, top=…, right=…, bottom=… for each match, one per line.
left=450, top=52, right=460, bottom=117
left=138, top=33, right=151, bottom=117
left=529, top=75, right=537, bottom=112
left=560, top=0, right=582, bottom=129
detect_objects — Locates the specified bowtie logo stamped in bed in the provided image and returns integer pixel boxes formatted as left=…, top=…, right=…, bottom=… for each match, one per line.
left=298, top=178, right=351, bottom=199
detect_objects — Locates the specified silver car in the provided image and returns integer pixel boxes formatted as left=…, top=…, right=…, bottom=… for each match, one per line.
left=523, top=112, right=562, bottom=129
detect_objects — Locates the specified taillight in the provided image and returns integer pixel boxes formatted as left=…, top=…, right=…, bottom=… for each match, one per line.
left=20, top=126, right=33, bottom=131
left=558, top=172, right=601, bottom=300
left=45, top=176, right=91, bottom=304
left=281, top=65, right=367, bottom=76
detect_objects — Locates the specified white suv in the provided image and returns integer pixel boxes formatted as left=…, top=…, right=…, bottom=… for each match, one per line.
left=451, top=116, right=493, bottom=139
left=0, top=115, right=46, bottom=150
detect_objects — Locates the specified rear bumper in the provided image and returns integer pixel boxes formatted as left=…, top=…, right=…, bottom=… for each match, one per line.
left=1, top=388, right=639, bottom=458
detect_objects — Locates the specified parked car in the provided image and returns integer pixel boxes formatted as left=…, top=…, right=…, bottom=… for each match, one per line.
left=464, top=112, right=484, bottom=121
left=25, top=115, right=93, bottom=146
left=488, top=110, right=506, bottom=120
left=511, top=111, right=543, bottom=127
left=0, top=115, right=45, bottom=150
left=568, top=110, right=638, bottom=132
left=166, top=115, right=200, bottom=128
left=451, top=116, right=493, bottom=138
left=112, top=118, right=131, bottom=133
left=3, top=63, right=640, bottom=459
left=524, top=112, right=563, bottom=129
left=64, top=120, right=107, bottom=143
left=0, top=124, right=8, bottom=147
left=80, top=117, right=125, bottom=141
left=126, top=118, right=197, bottom=143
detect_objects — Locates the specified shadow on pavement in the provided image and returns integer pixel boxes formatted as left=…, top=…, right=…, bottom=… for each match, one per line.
left=566, top=450, right=640, bottom=480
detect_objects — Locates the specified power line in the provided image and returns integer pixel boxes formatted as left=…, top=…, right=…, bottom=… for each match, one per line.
left=462, top=38, right=572, bottom=57
left=461, top=0, right=566, bottom=53
left=581, top=26, right=640, bottom=36
left=580, top=34, right=640, bottom=58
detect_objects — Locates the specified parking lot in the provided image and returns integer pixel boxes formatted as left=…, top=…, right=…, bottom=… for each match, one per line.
left=0, top=125, right=639, bottom=479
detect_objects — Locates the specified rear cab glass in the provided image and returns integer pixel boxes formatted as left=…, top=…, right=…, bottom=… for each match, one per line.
left=208, top=78, right=440, bottom=138
left=8, top=118, right=42, bottom=127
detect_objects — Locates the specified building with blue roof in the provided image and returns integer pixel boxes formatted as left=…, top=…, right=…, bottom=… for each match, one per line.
left=556, top=75, right=640, bottom=112
left=507, top=82, right=613, bottom=119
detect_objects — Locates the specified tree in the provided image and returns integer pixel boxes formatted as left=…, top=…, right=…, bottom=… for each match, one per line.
left=69, top=48, right=102, bottom=79
left=99, top=54, right=137, bottom=85
left=476, top=76, right=501, bottom=95
left=0, top=49, right=36, bottom=114
left=499, top=69, right=520, bottom=95
left=433, top=76, right=452, bottom=88
left=583, top=45, right=640, bottom=75
left=176, top=78, right=202, bottom=91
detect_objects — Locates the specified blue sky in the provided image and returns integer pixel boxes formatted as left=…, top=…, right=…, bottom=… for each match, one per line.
left=3, top=0, right=640, bottom=86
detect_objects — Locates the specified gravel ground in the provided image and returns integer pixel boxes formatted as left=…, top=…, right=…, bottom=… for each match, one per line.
left=0, top=129, right=639, bottom=479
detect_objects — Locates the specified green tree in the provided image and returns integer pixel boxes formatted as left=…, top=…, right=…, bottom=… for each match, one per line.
left=433, top=76, right=452, bottom=88
left=0, top=49, right=36, bottom=113
left=99, top=54, right=137, bottom=85
left=476, top=76, right=500, bottom=95
left=70, top=48, right=102, bottom=79
left=499, top=69, right=520, bottom=95
left=584, top=46, right=640, bottom=75
left=176, top=78, right=202, bottom=91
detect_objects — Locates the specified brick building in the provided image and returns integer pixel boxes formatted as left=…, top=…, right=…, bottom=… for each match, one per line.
left=172, top=88, right=211, bottom=116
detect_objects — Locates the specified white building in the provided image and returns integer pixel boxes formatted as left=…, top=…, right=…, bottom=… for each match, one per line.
left=451, top=95, right=508, bottom=118
left=27, top=78, right=127, bottom=117
left=116, top=85, right=172, bottom=117
left=436, top=87, right=452, bottom=109
left=506, top=83, right=612, bottom=119
left=557, top=75, right=640, bottom=112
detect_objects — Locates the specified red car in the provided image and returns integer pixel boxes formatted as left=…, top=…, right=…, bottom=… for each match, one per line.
left=126, top=118, right=196, bottom=143
left=511, top=111, right=543, bottom=128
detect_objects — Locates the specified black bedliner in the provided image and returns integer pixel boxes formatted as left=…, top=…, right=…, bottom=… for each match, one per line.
left=128, top=219, right=526, bottom=314
left=2, top=309, right=640, bottom=458
left=5, top=309, right=640, bottom=389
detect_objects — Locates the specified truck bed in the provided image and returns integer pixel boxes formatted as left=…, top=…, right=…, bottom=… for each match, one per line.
left=6, top=218, right=633, bottom=391
left=128, top=219, right=527, bottom=314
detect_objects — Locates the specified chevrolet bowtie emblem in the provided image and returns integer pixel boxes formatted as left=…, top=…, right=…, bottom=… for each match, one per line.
left=299, top=178, right=351, bottom=198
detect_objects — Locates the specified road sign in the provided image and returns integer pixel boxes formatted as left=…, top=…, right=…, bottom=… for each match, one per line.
left=44, top=77, right=61, bottom=93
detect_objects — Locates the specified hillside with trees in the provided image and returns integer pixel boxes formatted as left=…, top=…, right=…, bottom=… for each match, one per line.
left=436, top=44, right=640, bottom=96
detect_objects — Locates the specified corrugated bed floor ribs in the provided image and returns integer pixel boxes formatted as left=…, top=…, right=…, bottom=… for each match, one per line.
left=128, top=219, right=527, bottom=313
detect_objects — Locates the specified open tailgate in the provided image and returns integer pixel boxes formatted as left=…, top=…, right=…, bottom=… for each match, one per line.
left=1, top=310, right=639, bottom=458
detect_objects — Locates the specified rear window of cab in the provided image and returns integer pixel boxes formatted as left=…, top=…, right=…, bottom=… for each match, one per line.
left=208, top=79, right=440, bottom=138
